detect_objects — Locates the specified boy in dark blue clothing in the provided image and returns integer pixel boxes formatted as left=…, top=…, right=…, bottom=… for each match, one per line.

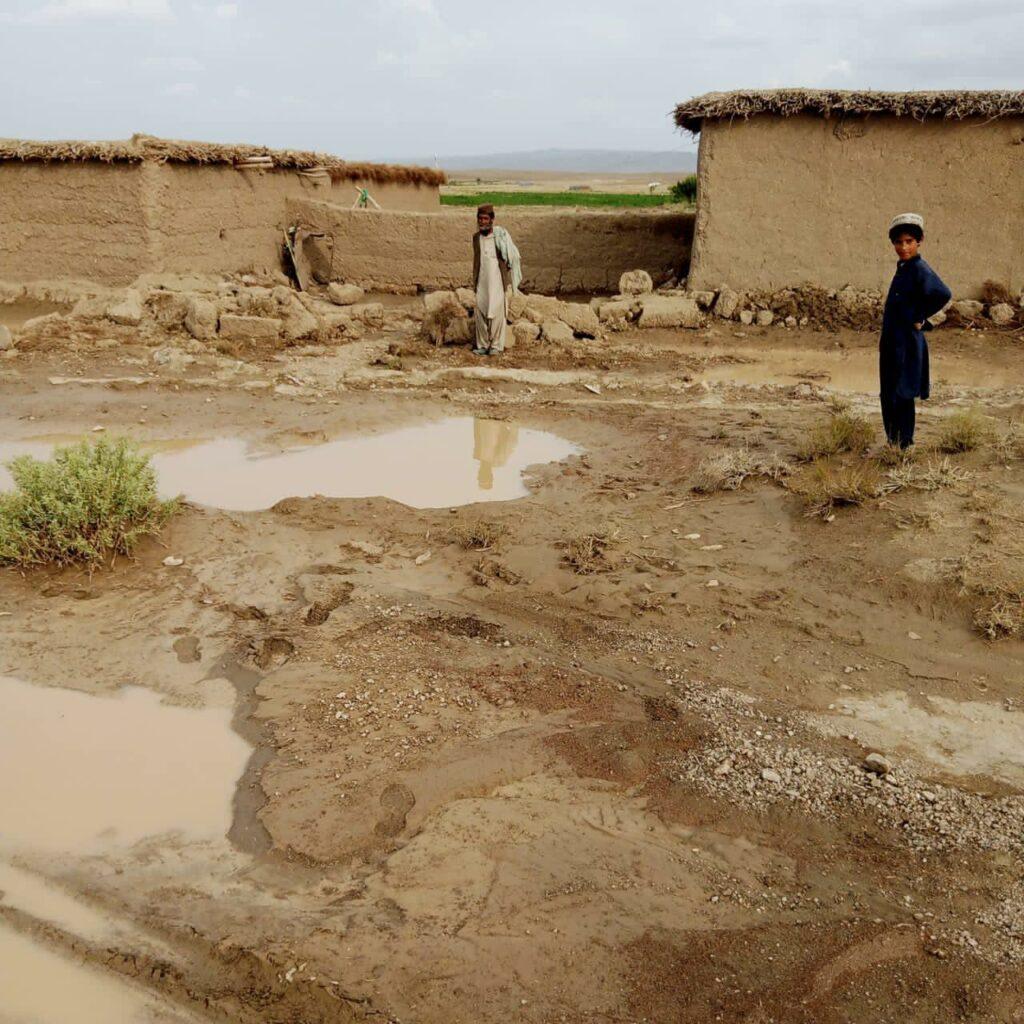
left=880, top=213, right=951, bottom=448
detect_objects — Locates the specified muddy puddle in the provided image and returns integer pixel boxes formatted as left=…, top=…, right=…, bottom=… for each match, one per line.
left=0, top=416, right=580, bottom=510
left=0, top=298, right=67, bottom=331
left=0, top=920, right=196, bottom=1024
left=0, top=676, right=251, bottom=855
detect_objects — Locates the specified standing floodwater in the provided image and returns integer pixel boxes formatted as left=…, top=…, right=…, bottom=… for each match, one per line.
left=0, top=677, right=251, bottom=855
left=0, top=417, right=580, bottom=511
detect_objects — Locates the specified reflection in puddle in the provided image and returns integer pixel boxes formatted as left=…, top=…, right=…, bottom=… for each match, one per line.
left=0, top=920, right=194, bottom=1024
left=0, top=417, right=579, bottom=511
left=0, top=677, right=251, bottom=855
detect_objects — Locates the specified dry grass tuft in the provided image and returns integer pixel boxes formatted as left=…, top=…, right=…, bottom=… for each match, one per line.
left=793, top=461, right=882, bottom=518
left=691, top=449, right=792, bottom=494
left=565, top=527, right=621, bottom=575
left=884, top=455, right=970, bottom=494
left=992, top=421, right=1024, bottom=462
left=798, top=411, right=876, bottom=461
left=955, top=553, right=1024, bottom=640
left=448, top=519, right=510, bottom=551
left=933, top=409, right=995, bottom=454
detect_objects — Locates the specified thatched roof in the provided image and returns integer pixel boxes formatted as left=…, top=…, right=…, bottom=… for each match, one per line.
left=0, top=133, right=446, bottom=186
left=674, top=89, right=1024, bottom=134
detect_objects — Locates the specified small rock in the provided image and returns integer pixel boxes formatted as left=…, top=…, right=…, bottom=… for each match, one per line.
left=761, top=768, right=782, bottom=784
left=327, top=282, right=365, bottom=306
left=0, top=325, right=13, bottom=351
left=219, top=314, right=281, bottom=342
left=713, top=286, right=739, bottom=320
left=784, top=315, right=797, bottom=328
left=638, top=295, right=703, bottom=329
left=618, top=269, right=654, bottom=296
left=162, top=555, right=185, bottom=567
left=184, top=297, right=218, bottom=340
left=511, top=319, right=540, bottom=346
left=738, top=309, right=754, bottom=326
left=706, top=579, right=720, bottom=588
left=908, top=631, right=921, bottom=641
left=541, top=320, right=574, bottom=345
left=952, top=299, right=984, bottom=319
left=714, top=760, right=733, bottom=776
left=414, top=550, right=432, bottom=566
left=863, top=752, right=892, bottom=776
left=755, top=309, right=774, bottom=327
left=343, top=540, right=384, bottom=557
left=106, top=289, right=144, bottom=326
left=691, top=290, right=717, bottom=310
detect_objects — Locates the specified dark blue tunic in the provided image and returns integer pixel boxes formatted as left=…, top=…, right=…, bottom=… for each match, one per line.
left=880, top=255, right=951, bottom=401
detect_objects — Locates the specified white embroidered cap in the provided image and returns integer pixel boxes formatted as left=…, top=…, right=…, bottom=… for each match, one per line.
left=889, top=212, right=924, bottom=232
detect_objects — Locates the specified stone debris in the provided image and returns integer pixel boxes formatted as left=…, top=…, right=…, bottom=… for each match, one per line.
left=755, top=309, right=774, bottom=327
left=219, top=314, right=281, bottom=342
left=541, top=320, right=574, bottom=345
left=952, top=299, right=984, bottom=319
left=184, top=296, right=218, bottom=340
left=618, top=269, right=654, bottom=296
left=511, top=320, right=541, bottom=347
left=637, top=295, right=703, bottom=329
left=738, top=309, right=755, bottom=326
left=0, top=325, right=12, bottom=351
left=509, top=293, right=599, bottom=337
left=327, top=282, right=365, bottom=306
left=863, top=752, right=892, bottom=776
left=713, top=286, right=739, bottom=320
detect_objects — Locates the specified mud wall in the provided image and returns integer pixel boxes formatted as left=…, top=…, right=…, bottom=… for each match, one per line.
left=0, top=163, right=440, bottom=286
left=288, top=200, right=694, bottom=293
left=0, top=163, right=147, bottom=284
left=689, top=114, right=1024, bottom=297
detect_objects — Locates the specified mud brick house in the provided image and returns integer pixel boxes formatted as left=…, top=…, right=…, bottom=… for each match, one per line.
left=674, top=89, right=1024, bottom=297
left=0, top=134, right=444, bottom=285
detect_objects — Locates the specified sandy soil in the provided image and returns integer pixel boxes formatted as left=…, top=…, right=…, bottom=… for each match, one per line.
left=443, top=170, right=684, bottom=195
left=2, top=307, right=1024, bottom=1023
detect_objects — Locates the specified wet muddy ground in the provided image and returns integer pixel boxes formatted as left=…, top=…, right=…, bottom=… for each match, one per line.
left=1, top=306, right=1024, bottom=1023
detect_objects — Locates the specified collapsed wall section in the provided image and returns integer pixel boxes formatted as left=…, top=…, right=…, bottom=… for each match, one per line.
left=689, top=114, right=1024, bottom=297
left=287, top=201, right=693, bottom=294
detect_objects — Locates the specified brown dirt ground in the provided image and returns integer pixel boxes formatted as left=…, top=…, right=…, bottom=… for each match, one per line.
left=2, top=306, right=1024, bottom=1023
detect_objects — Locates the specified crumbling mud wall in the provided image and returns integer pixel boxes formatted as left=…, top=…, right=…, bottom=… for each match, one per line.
left=288, top=200, right=694, bottom=293
left=689, top=114, right=1024, bottom=297
left=0, top=163, right=440, bottom=286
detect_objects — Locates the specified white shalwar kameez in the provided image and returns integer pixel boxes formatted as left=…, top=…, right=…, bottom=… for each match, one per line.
left=474, top=232, right=506, bottom=353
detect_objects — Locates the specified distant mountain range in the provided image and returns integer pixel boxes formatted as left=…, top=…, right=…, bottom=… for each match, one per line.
left=425, top=149, right=698, bottom=174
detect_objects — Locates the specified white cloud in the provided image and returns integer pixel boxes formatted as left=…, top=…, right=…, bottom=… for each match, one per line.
left=825, top=58, right=854, bottom=77
left=213, top=2, right=237, bottom=17
left=163, top=81, right=198, bottom=96
left=24, top=0, right=171, bottom=23
left=233, top=85, right=251, bottom=99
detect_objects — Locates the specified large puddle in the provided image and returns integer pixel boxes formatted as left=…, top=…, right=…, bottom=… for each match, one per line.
left=0, top=676, right=251, bottom=855
left=0, top=417, right=579, bottom=510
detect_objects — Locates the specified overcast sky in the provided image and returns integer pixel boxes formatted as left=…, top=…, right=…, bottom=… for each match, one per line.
left=1, top=0, right=1022, bottom=161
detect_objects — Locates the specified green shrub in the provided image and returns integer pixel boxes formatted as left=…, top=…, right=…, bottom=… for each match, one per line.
left=0, top=437, right=178, bottom=568
left=669, top=175, right=698, bottom=204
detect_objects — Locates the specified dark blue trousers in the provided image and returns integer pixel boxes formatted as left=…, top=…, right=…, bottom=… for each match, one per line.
left=880, top=391, right=915, bottom=448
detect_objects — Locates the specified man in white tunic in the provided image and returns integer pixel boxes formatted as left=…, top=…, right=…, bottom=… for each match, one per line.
left=472, top=204, right=521, bottom=356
